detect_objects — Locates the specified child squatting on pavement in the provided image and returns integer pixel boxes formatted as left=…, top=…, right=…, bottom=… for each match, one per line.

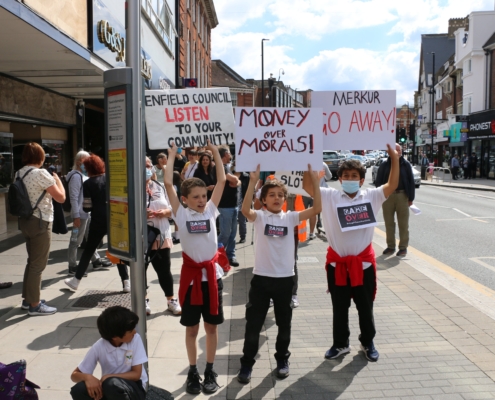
left=303, top=143, right=399, bottom=362
left=164, top=140, right=227, bottom=395
left=237, top=164, right=322, bottom=383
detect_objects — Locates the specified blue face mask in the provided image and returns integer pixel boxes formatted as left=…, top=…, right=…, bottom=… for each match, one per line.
left=341, top=180, right=360, bottom=194
left=145, top=168, right=153, bottom=180
left=80, top=164, right=87, bottom=176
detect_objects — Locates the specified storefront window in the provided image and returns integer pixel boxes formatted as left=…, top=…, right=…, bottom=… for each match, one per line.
left=0, top=133, right=13, bottom=188
left=472, top=140, right=481, bottom=178
left=42, top=140, right=65, bottom=175
left=488, top=140, right=495, bottom=179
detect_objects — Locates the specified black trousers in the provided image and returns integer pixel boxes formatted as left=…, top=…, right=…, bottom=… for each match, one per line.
left=241, top=275, right=294, bottom=367
left=471, top=166, right=477, bottom=179
left=70, top=378, right=145, bottom=400
left=292, top=230, right=299, bottom=296
left=326, top=266, right=376, bottom=348
left=452, top=166, right=459, bottom=179
left=463, top=167, right=469, bottom=179
left=147, top=248, right=173, bottom=297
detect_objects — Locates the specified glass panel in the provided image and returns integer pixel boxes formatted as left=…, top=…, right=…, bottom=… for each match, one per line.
left=0, top=136, right=13, bottom=188
left=42, top=142, right=65, bottom=175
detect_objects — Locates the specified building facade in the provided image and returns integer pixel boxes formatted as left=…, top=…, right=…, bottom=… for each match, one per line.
left=211, top=60, right=254, bottom=108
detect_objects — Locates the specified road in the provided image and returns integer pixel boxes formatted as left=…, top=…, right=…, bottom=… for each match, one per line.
left=327, top=169, right=495, bottom=291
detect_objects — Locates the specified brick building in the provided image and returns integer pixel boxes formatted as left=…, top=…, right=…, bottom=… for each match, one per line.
left=211, top=59, right=254, bottom=107
left=177, top=0, right=218, bottom=88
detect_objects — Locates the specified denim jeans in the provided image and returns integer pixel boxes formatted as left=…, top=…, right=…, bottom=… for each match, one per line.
left=218, top=207, right=238, bottom=259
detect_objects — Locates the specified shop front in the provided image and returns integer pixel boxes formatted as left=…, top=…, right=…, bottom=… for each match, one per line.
left=467, top=110, right=495, bottom=179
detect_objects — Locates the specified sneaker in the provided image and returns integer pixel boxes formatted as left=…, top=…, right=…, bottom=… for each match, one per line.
left=64, top=277, right=80, bottom=291
left=122, top=280, right=131, bottom=293
left=361, top=341, right=379, bottom=362
left=186, top=369, right=202, bottom=394
left=28, top=302, right=57, bottom=316
left=309, top=233, right=316, bottom=240
left=92, top=258, right=112, bottom=270
left=21, top=299, right=45, bottom=310
left=382, top=248, right=395, bottom=255
left=167, top=298, right=182, bottom=315
left=145, top=299, right=151, bottom=316
left=238, top=238, right=246, bottom=244
left=291, top=295, right=299, bottom=309
left=68, top=267, right=87, bottom=277
left=396, top=249, right=407, bottom=257
left=324, top=345, right=351, bottom=359
left=276, top=359, right=290, bottom=379
left=269, top=299, right=274, bottom=307
left=202, top=368, right=219, bottom=394
left=229, top=257, right=240, bottom=267
left=172, top=237, right=181, bottom=245
left=237, top=365, right=252, bottom=384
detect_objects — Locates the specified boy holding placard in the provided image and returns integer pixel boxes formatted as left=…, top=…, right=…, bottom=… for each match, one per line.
left=164, top=140, right=226, bottom=395
left=236, top=164, right=321, bottom=383
left=302, top=144, right=398, bottom=362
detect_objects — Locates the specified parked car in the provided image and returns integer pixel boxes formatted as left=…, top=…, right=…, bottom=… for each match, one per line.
left=349, top=155, right=368, bottom=168
left=372, top=159, right=421, bottom=188
left=323, top=150, right=341, bottom=178
left=365, top=154, right=377, bottom=166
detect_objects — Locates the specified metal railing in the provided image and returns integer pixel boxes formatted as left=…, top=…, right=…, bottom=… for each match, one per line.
left=428, top=166, right=452, bottom=183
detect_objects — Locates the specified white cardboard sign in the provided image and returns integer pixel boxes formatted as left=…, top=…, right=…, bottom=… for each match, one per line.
left=234, top=107, right=322, bottom=171
left=274, top=171, right=310, bottom=196
left=144, top=88, right=235, bottom=149
left=312, top=90, right=396, bottom=150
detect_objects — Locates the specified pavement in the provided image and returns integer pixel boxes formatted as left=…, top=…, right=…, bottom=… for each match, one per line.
left=2, top=221, right=495, bottom=399
left=412, top=165, right=495, bottom=192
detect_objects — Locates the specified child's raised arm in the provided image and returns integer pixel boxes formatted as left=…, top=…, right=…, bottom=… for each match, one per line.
left=242, top=164, right=260, bottom=222
left=208, top=141, right=226, bottom=207
left=164, top=143, right=181, bottom=214
left=298, top=164, right=322, bottom=222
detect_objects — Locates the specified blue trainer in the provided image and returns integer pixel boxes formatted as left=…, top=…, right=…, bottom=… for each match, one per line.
left=324, top=345, right=351, bottom=359
left=237, top=365, right=252, bottom=384
left=361, top=341, right=379, bottom=362
left=276, top=359, right=290, bottom=378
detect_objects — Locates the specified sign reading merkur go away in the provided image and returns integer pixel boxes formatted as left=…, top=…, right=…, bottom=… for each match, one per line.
left=312, top=90, right=396, bottom=150
left=144, top=88, right=235, bottom=149
left=234, top=107, right=322, bottom=172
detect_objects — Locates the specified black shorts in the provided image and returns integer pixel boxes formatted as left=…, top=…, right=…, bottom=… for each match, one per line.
left=180, top=279, right=224, bottom=326
left=302, top=196, right=313, bottom=209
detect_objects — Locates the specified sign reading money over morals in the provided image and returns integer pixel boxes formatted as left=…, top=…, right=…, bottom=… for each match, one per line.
left=234, top=107, right=322, bottom=171
left=312, top=90, right=396, bottom=150
left=144, top=88, right=236, bottom=149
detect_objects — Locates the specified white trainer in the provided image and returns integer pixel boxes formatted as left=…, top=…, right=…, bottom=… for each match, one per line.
left=28, top=302, right=57, bottom=316
left=123, top=280, right=131, bottom=293
left=309, top=233, right=316, bottom=240
left=167, top=298, right=182, bottom=315
left=64, top=277, right=80, bottom=291
left=145, top=299, right=151, bottom=316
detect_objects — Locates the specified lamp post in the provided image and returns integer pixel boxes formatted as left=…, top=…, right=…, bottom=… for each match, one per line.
left=278, top=68, right=285, bottom=81
left=430, top=52, right=435, bottom=164
left=268, top=74, right=276, bottom=106
left=261, top=38, right=269, bottom=107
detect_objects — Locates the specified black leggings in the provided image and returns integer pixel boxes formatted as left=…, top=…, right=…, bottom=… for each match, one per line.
left=147, top=247, right=173, bottom=297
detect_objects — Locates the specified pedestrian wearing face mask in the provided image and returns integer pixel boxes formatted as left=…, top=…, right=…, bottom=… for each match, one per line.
left=375, top=143, right=415, bottom=257
left=302, top=144, right=399, bottom=363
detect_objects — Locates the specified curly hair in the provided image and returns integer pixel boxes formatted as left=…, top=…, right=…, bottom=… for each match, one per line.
left=83, top=154, right=105, bottom=176
left=260, top=180, right=288, bottom=204
left=337, top=159, right=366, bottom=179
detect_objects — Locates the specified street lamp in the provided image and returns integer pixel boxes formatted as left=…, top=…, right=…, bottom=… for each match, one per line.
left=261, top=38, right=269, bottom=107
left=268, top=73, right=276, bottom=106
left=429, top=52, right=435, bottom=164
left=278, top=68, right=285, bottom=81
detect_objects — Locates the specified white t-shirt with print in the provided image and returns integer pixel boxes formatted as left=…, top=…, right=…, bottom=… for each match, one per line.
left=253, top=209, right=299, bottom=278
left=172, top=201, right=224, bottom=281
left=78, top=333, right=148, bottom=390
left=321, top=186, right=386, bottom=269
left=17, top=166, right=55, bottom=222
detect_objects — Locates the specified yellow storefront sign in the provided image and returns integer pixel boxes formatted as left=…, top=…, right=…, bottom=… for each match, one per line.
left=109, top=200, right=130, bottom=253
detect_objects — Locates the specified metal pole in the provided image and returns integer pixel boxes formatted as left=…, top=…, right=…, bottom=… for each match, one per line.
left=126, top=0, right=147, bottom=354
left=430, top=52, right=435, bottom=164
left=261, top=38, right=269, bottom=107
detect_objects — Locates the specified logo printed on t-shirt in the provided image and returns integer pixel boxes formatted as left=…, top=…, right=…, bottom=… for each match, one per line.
left=336, top=201, right=377, bottom=232
left=264, top=224, right=288, bottom=237
left=124, top=350, right=133, bottom=365
left=186, top=220, right=211, bottom=234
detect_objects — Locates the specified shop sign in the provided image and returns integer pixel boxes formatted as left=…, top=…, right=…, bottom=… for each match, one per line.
left=97, top=20, right=125, bottom=62
left=468, top=110, right=495, bottom=139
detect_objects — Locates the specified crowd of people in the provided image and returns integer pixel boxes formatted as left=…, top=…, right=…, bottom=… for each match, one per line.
left=6, top=140, right=407, bottom=399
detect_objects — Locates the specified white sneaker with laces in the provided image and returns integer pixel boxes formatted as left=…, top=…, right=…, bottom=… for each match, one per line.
left=146, top=299, right=151, bottom=316
left=291, top=295, right=300, bottom=309
left=28, top=302, right=57, bottom=316
left=123, top=280, right=131, bottom=293
left=167, top=298, right=182, bottom=315
left=269, top=299, right=274, bottom=307
left=309, top=233, right=316, bottom=240
left=64, top=277, right=80, bottom=291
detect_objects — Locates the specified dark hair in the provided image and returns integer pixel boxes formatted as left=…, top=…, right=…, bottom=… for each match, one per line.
left=260, top=180, right=288, bottom=204
left=218, top=146, right=230, bottom=158
left=181, top=177, right=206, bottom=198
left=83, top=155, right=105, bottom=176
left=188, top=150, right=198, bottom=157
left=156, top=153, right=167, bottom=162
left=199, top=153, right=213, bottom=174
left=97, top=306, right=139, bottom=341
left=22, top=142, right=45, bottom=166
left=337, top=159, right=366, bottom=179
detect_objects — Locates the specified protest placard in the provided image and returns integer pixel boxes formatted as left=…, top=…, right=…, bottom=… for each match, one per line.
left=234, top=107, right=322, bottom=171
left=144, top=88, right=235, bottom=149
left=274, top=171, right=310, bottom=196
left=312, top=90, right=396, bottom=150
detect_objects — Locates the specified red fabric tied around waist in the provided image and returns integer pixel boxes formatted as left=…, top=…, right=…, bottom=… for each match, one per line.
left=179, top=251, right=220, bottom=315
left=325, top=244, right=377, bottom=300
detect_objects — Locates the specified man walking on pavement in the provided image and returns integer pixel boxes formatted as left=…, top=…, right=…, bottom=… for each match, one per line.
left=218, top=147, right=240, bottom=267
left=469, top=152, right=478, bottom=179
left=375, top=143, right=415, bottom=257
left=420, top=152, right=429, bottom=180
left=451, top=154, right=460, bottom=180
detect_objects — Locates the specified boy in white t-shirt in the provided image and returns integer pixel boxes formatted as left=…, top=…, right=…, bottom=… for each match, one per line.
left=302, top=144, right=399, bottom=363
left=164, top=140, right=226, bottom=395
left=70, top=306, right=148, bottom=400
left=236, top=164, right=321, bottom=383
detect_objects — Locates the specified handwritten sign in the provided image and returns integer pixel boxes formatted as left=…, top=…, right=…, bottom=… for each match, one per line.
left=336, top=202, right=377, bottom=232
left=312, top=90, right=396, bottom=150
left=234, top=107, right=322, bottom=171
left=144, top=88, right=235, bottom=149
left=274, top=171, right=310, bottom=196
